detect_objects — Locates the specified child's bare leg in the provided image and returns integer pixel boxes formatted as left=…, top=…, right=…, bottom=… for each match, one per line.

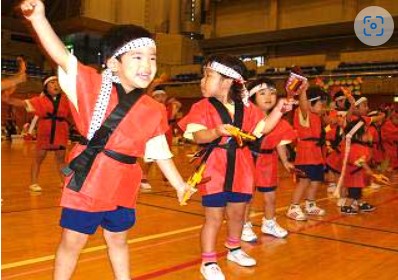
left=53, top=229, right=89, bottom=280
left=225, top=202, right=246, bottom=243
left=201, top=207, right=224, bottom=254
left=103, top=229, right=131, bottom=280
left=291, top=178, right=309, bottom=204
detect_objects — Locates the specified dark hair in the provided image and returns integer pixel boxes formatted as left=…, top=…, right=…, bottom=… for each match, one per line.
left=247, top=77, right=276, bottom=103
left=344, top=119, right=366, bottom=142
left=307, top=87, right=327, bottom=106
left=153, top=85, right=166, bottom=91
left=203, top=54, right=247, bottom=103
left=101, top=25, right=153, bottom=61
left=334, top=90, right=345, bottom=99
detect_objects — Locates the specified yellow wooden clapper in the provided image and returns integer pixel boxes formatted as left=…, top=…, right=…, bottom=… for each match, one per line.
left=180, top=163, right=207, bottom=206
left=225, top=126, right=256, bottom=147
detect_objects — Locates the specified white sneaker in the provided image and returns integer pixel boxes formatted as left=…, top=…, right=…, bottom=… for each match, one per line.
left=29, top=184, right=42, bottom=192
left=261, top=218, right=288, bottom=238
left=227, top=249, right=256, bottom=267
left=200, top=263, right=225, bottom=280
left=336, top=198, right=346, bottom=207
left=286, top=204, right=307, bottom=221
left=305, top=201, right=326, bottom=216
left=241, top=222, right=258, bottom=242
left=140, top=181, right=152, bottom=191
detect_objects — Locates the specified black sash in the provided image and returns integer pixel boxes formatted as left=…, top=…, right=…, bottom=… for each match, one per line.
left=63, top=84, right=143, bottom=192
left=43, top=93, right=63, bottom=144
left=208, top=97, right=244, bottom=192
left=249, top=136, right=274, bottom=161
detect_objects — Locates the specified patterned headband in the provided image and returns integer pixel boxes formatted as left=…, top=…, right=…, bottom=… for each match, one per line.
left=354, top=97, right=367, bottom=106
left=207, top=61, right=244, bottom=82
left=249, top=83, right=276, bottom=97
left=87, top=37, right=156, bottom=140
left=113, top=38, right=156, bottom=58
left=206, top=61, right=253, bottom=106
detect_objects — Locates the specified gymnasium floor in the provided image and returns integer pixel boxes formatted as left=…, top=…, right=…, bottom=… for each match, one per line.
left=2, top=140, right=398, bottom=279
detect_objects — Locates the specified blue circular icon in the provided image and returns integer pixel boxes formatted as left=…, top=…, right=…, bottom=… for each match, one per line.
left=354, top=6, right=394, bottom=46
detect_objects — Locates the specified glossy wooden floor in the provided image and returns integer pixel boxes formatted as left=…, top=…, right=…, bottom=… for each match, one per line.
left=2, top=140, right=398, bottom=280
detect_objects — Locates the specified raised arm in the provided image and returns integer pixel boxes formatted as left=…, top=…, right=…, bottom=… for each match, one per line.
left=1, top=57, right=27, bottom=91
left=2, top=86, right=32, bottom=111
left=20, top=0, right=69, bottom=71
left=297, top=82, right=310, bottom=120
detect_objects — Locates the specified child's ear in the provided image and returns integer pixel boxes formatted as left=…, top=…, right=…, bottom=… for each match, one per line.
left=106, top=57, right=119, bottom=72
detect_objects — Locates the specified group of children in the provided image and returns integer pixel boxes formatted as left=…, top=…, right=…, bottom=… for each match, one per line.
left=4, top=1, right=396, bottom=280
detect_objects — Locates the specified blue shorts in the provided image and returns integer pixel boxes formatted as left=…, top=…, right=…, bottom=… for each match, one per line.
left=60, top=206, right=136, bottom=235
left=256, top=186, right=277, bottom=192
left=295, top=164, right=324, bottom=182
left=202, top=192, right=252, bottom=207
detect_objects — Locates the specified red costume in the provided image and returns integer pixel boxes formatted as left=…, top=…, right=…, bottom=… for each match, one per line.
left=28, top=94, right=70, bottom=150
left=179, top=99, right=264, bottom=195
left=293, top=109, right=324, bottom=165
left=343, top=142, right=371, bottom=188
left=325, top=124, right=344, bottom=173
left=252, top=119, right=296, bottom=187
left=59, top=61, right=169, bottom=212
left=368, top=124, right=383, bottom=165
left=381, top=119, right=398, bottom=169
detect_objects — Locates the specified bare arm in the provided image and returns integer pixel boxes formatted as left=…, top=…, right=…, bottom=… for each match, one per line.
left=276, top=144, right=294, bottom=171
left=261, top=98, right=295, bottom=134
left=192, top=124, right=232, bottom=144
left=298, top=82, right=310, bottom=120
left=2, top=87, right=31, bottom=111
left=20, top=0, right=69, bottom=71
left=1, top=57, right=27, bottom=91
left=155, top=158, right=189, bottom=203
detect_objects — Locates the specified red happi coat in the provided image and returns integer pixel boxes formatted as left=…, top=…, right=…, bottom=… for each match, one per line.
left=368, top=124, right=383, bottom=164
left=381, top=119, right=398, bottom=169
left=178, top=98, right=264, bottom=195
left=60, top=62, right=169, bottom=211
left=325, top=124, right=344, bottom=173
left=28, top=94, right=70, bottom=150
left=343, top=142, right=371, bottom=188
left=252, top=119, right=296, bottom=187
left=293, top=109, right=324, bottom=165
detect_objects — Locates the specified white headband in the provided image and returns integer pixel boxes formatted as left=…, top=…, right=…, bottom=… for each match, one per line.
left=207, top=61, right=244, bottom=82
left=354, top=97, right=367, bottom=106
left=43, top=76, right=57, bottom=86
left=152, top=89, right=166, bottom=96
left=335, top=95, right=346, bottom=102
left=249, top=83, right=276, bottom=97
left=113, top=38, right=156, bottom=58
left=308, top=96, right=321, bottom=102
left=206, top=61, right=252, bottom=106
left=87, top=37, right=156, bottom=140
left=367, top=110, right=378, bottom=117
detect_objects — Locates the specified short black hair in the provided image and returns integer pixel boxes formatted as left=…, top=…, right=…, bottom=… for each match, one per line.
left=101, top=24, right=153, bottom=61
left=203, top=54, right=247, bottom=102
